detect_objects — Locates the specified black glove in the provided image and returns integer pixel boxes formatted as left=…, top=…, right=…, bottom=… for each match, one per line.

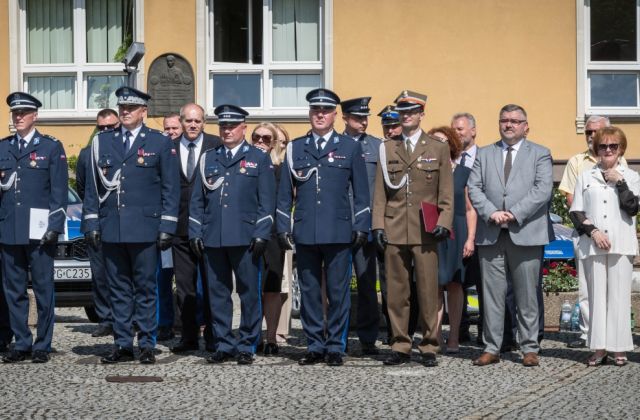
left=40, top=230, right=59, bottom=246
left=249, top=238, right=268, bottom=257
left=189, top=237, right=204, bottom=259
left=373, top=229, right=388, bottom=254
left=85, top=230, right=101, bottom=251
left=277, top=232, right=294, bottom=250
left=157, top=232, right=174, bottom=251
left=431, top=225, right=450, bottom=241
left=351, top=231, right=368, bottom=250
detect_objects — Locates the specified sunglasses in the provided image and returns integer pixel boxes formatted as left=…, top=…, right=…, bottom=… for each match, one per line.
left=597, top=143, right=619, bottom=152
left=585, top=130, right=596, bottom=136
left=252, top=133, right=272, bottom=143
left=96, top=124, right=117, bottom=131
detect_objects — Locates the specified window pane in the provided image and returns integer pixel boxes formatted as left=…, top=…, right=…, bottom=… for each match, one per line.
left=273, top=74, right=320, bottom=106
left=214, top=0, right=262, bottom=64
left=87, top=75, right=126, bottom=109
left=86, top=0, right=133, bottom=63
left=27, top=0, right=73, bottom=64
left=590, top=73, right=638, bottom=106
left=27, top=76, right=75, bottom=109
left=590, top=0, right=636, bottom=61
left=273, top=0, right=319, bottom=61
left=213, top=74, right=261, bottom=107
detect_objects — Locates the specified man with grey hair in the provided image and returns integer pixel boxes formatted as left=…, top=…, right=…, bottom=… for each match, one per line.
left=451, top=112, right=477, bottom=169
left=559, top=115, right=626, bottom=349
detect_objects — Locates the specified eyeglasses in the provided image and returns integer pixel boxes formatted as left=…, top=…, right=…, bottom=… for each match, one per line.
left=96, top=124, right=117, bottom=131
left=597, top=143, right=619, bottom=152
left=252, top=133, right=272, bottom=143
left=499, top=119, right=527, bottom=125
left=585, top=130, right=596, bottom=136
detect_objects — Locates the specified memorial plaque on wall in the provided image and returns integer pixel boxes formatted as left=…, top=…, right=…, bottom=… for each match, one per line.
left=147, top=53, right=194, bottom=117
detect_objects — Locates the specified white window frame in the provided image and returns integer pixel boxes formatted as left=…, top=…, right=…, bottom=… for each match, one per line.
left=577, top=0, right=640, bottom=130
left=10, top=0, right=144, bottom=121
left=204, top=0, right=333, bottom=119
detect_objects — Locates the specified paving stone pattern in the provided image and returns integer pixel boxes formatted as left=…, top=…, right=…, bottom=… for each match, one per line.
left=1, top=307, right=639, bottom=419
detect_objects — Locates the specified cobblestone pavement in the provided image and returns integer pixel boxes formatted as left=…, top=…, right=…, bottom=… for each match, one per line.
left=1, top=307, right=639, bottom=419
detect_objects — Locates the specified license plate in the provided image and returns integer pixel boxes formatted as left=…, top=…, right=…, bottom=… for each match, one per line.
left=54, top=267, right=92, bottom=280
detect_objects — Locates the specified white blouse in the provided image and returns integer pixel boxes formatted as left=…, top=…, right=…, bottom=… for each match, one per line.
left=570, top=164, right=640, bottom=259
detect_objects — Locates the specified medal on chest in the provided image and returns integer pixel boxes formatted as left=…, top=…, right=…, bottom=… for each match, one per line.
left=29, top=152, right=37, bottom=167
left=239, top=159, right=247, bottom=173
left=327, top=151, right=335, bottom=163
left=137, top=148, right=145, bottom=164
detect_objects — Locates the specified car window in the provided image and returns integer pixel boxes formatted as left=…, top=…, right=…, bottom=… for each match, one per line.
left=68, top=187, right=81, bottom=205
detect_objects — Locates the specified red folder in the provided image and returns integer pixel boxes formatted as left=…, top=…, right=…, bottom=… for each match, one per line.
left=421, top=202, right=454, bottom=239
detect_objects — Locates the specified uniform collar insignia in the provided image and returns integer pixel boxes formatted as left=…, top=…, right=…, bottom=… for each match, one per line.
left=242, top=145, right=249, bottom=152
left=34, top=137, right=40, bottom=145
left=216, top=148, right=222, bottom=154
left=140, top=132, right=145, bottom=138
left=10, top=138, right=14, bottom=145
left=114, top=132, right=120, bottom=137
left=333, top=136, right=339, bottom=144
left=305, top=138, right=310, bottom=145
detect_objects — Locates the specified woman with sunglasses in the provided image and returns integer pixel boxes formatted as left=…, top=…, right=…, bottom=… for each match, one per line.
left=569, top=126, right=640, bottom=367
left=427, top=126, right=476, bottom=353
left=250, top=122, right=287, bottom=354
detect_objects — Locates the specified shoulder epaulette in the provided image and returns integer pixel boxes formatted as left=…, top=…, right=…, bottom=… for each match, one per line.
left=43, top=134, right=60, bottom=142
left=427, top=134, right=447, bottom=144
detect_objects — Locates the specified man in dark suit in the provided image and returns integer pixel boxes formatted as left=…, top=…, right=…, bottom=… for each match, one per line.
left=341, top=97, right=382, bottom=355
left=76, top=108, right=119, bottom=338
left=468, top=104, right=553, bottom=367
left=170, top=103, right=221, bottom=353
left=276, top=88, right=371, bottom=367
left=83, top=87, right=180, bottom=364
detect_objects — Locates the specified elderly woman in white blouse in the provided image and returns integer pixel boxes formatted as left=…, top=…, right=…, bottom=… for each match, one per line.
left=569, top=126, right=639, bottom=367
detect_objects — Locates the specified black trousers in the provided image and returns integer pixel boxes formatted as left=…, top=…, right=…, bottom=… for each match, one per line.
left=172, top=237, right=214, bottom=347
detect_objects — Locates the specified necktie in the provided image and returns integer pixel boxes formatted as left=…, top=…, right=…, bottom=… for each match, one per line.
left=406, top=138, right=413, bottom=154
left=460, top=152, right=467, bottom=168
left=226, top=150, right=233, bottom=161
left=504, top=146, right=513, bottom=182
left=124, top=131, right=132, bottom=153
left=317, top=137, right=325, bottom=153
left=186, top=142, right=196, bottom=179
left=19, top=139, right=26, bottom=152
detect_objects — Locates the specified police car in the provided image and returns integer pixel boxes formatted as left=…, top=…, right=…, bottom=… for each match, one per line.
left=50, top=187, right=95, bottom=320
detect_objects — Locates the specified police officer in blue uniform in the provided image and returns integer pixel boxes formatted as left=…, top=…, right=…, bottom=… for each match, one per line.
left=0, top=92, right=68, bottom=363
left=189, top=105, right=275, bottom=365
left=276, top=88, right=371, bottom=366
left=340, top=97, right=382, bottom=355
left=83, top=87, right=180, bottom=364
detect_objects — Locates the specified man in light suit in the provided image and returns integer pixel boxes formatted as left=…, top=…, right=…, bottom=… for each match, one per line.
left=467, top=104, right=553, bottom=367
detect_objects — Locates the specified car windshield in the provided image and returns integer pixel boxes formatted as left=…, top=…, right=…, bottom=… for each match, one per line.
left=68, top=188, right=81, bottom=205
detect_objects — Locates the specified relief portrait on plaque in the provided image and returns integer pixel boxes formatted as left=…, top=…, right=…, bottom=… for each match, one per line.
left=148, top=53, right=195, bottom=116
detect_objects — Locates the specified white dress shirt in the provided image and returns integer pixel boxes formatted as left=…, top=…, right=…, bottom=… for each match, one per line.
left=311, top=130, right=334, bottom=150
left=179, top=133, right=203, bottom=176
left=402, top=129, right=423, bottom=150
left=225, top=140, right=245, bottom=158
left=501, top=138, right=524, bottom=165
left=455, top=144, right=477, bottom=168
left=16, top=129, right=36, bottom=146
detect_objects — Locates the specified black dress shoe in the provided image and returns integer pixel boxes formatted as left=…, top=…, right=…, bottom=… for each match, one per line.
left=263, top=342, right=279, bottom=356
left=2, top=349, right=30, bottom=363
left=567, top=338, right=586, bottom=349
left=139, top=348, right=156, bottom=364
left=326, top=352, right=344, bottom=366
left=91, top=324, right=113, bottom=338
left=421, top=352, right=438, bottom=367
left=0, top=342, right=8, bottom=353
left=32, top=350, right=50, bottom=363
left=171, top=342, right=199, bottom=353
left=361, top=342, right=379, bottom=356
left=237, top=352, right=254, bottom=365
left=383, top=351, right=411, bottom=366
left=101, top=348, right=134, bottom=364
left=206, top=350, right=234, bottom=364
left=298, top=351, right=325, bottom=365
left=157, top=327, right=175, bottom=341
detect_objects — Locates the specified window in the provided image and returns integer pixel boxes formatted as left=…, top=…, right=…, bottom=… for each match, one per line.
left=19, top=0, right=135, bottom=118
left=582, top=0, right=640, bottom=116
left=207, top=0, right=327, bottom=117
